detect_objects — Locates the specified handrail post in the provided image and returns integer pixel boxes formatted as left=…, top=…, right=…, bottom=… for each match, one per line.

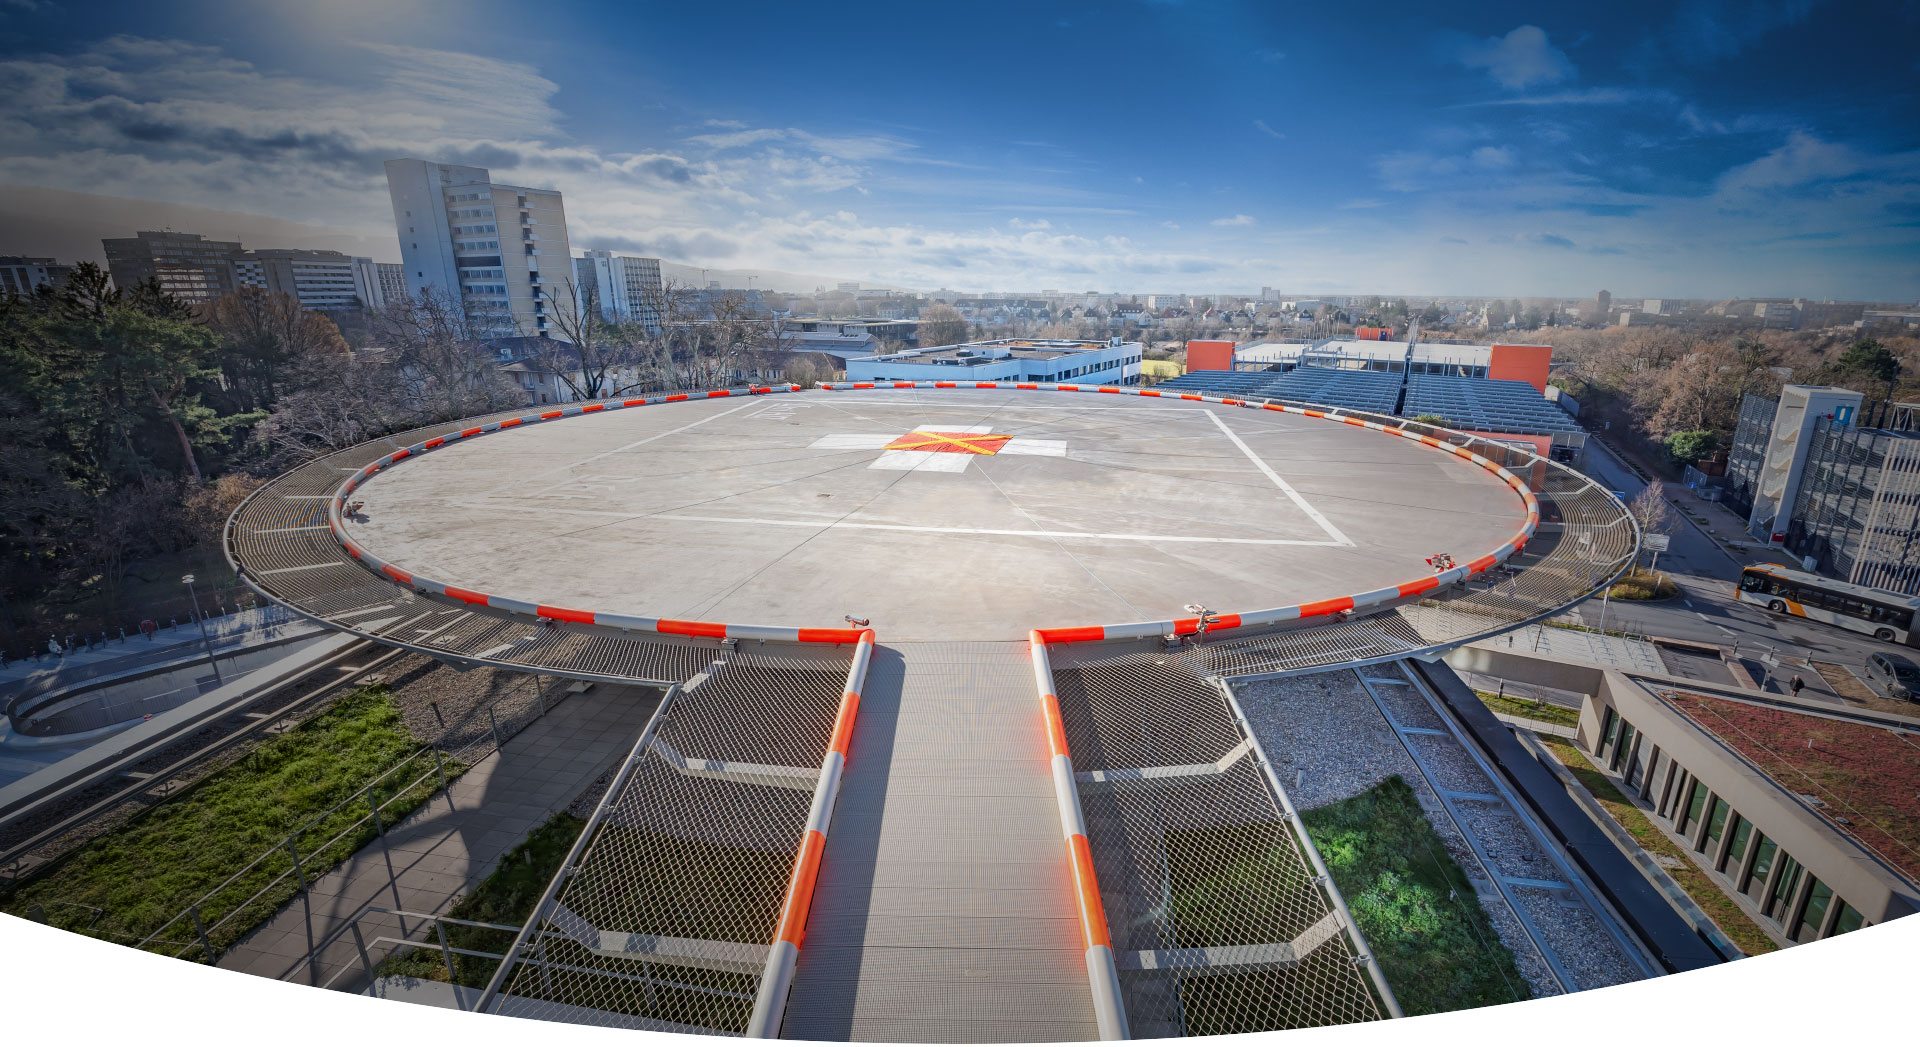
left=351, top=921, right=374, bottom=984
left=190, top=903, right=214, bottom=964
left=435, top=918, right=458, bottom=983
left=433, top=747, right=453, bottom=811
left=288, top=838, right=308, bottom=893
left=472, top=682, right=681, bottom=1015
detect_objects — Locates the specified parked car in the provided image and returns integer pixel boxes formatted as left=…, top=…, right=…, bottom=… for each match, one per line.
left=1862, top=652, right=1920, bottom=700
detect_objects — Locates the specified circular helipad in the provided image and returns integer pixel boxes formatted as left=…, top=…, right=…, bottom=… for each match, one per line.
left=338, top=388, right=1528, bottom=641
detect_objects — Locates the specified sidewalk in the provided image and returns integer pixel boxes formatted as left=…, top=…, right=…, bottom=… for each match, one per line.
left=216, top=680, right=664, bottom=987
left=1470, top=621, right=1669, bottom=675
left=0, top=607, right=306, bottom=692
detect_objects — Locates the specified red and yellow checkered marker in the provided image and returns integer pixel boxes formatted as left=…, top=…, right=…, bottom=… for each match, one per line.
left=883, top=430, right=1012, bottom=455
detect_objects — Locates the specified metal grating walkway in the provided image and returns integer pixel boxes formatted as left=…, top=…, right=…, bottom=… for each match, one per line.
left=781, top=642, right=1101, bottom=1042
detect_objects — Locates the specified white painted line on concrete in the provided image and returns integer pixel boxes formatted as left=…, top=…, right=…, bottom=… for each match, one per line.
left=869, top=449, right=971, bottom=472
left=809, top=434, right=895, bottom=449
left=254, top=525, right=330, bottom=534
left=534, top=400, right=760, bottom=487
left=1204, top=410, right=1354, bottom=547
left=1717, top=626, right=1737, bottom=637
left=638, top=512, right=1349, bottom=545
left=1000, top=438, right=1067, bottom=457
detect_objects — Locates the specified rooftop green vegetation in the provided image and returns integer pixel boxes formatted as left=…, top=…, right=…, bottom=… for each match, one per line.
left=1, top=685, right=462, bottom=959
left=1301, top=775, right=1532, bottom=1015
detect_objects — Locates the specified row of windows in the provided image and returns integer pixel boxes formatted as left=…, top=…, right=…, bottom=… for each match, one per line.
left=462, top=283, right=508, bottom=295
left=453, top=223, right=497, bottom=236
left=1598, top=708, right=1867, bottom=944
left=446, top=193, right=487, bottom=204
left=455, top=240, right=501, bottom=252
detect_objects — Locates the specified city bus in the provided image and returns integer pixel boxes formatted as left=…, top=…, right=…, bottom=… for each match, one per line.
left=1735, top=563, right=1920, bottom=645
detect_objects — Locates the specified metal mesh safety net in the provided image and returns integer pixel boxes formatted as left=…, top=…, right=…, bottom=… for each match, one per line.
left=1050, top=648, right=1387, bottom=1036
left=492, top=648, right=847, bottom=1033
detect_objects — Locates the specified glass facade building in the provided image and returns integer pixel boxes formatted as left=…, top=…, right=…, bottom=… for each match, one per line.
left=1787, top=416, right=1920, bottom=595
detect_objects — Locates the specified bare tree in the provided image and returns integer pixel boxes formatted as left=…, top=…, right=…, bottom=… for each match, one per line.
left=370, top=289, right=520, bottom=421
left=918, top=304, right=967, bottom=348
left=525, top=279, right=655, bottom=401
left=201, top=288, right=349, bottom=411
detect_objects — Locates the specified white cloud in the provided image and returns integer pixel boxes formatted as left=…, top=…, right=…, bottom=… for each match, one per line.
left=1471, top=146, right=1514, bottom=168
left=1211, top=214, right=1256, bottom=227
left=1455, top=25, right=1574, bottom=91
left=1253, top=119, right=1285, bottom=141
left=1008, top=217, right=1051, bottom=229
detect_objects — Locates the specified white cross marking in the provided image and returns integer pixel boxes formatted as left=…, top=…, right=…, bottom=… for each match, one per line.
left=808, top=423, right=1066, bottom=473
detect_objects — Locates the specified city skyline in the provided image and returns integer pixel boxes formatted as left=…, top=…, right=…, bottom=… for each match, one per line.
left=0, top=1, right=1916, bottom=299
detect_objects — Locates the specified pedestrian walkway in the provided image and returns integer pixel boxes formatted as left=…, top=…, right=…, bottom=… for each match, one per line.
left=216, top=680, right=663, bottom=986
left=782, top=641, right=1100, bottom=1042
left=1, top=607, right=308, bottom=691
left=1471, top=621, right=1668, bottom=675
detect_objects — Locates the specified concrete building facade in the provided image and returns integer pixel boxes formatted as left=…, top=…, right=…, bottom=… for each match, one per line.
left=573, top=250, right=662, bottom=326
left=230, top=249, right=379, bottom=313
left=0, top=256, right=74, bottom=296
left=1578, top=677, right=1916, bottom=946
left=102, top=230, right=242, bottom=301
left=384, top=158, right=572, bottom=338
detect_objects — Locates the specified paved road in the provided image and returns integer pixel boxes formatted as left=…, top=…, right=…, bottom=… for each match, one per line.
left=1570, top=440, right=1897, bottom=692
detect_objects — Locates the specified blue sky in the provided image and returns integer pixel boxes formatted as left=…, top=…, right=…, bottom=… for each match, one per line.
left=1, top=0, right=1917, bottom=298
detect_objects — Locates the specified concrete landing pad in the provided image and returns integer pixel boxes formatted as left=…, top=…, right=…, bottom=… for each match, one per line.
left=342, top=390, right=1524, bottom=640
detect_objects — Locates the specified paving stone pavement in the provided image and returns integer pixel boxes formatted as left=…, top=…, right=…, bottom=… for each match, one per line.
left=216, top=680, right=663, bottom=989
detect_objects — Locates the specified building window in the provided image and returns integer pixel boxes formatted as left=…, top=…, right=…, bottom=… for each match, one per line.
left=1794, top=878, right=1834, bottom=942
left=1742, top=834, right=1776, bottom=900
left=1597, top=707, right=1618, bottom=758
left=1678, top=779, right=1709, bottom=834
left=1700, top=797, right=1731, bottom=855
left=1610, top=720, right=1637, bottom=773
left=1719, top=815, right=1753, bottom=875
left=1829, top=901, right=1865, bottom=937
left=1767, top=853, right=1804, bottom=920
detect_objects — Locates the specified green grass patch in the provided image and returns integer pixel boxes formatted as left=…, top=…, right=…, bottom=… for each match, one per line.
left=1301, top=776, right=1531, bottom=1015
left=378, top=812, right=585, bottom=988
left=1608, top=567, right=1679, bottom=601
left=1476, top=690, right=1579, bottom=728
left=1538, top=738, right=1776, bottom=957
left=1, top=685, right=464, bottom=959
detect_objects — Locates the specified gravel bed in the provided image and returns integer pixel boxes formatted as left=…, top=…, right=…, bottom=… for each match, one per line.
left=1233, top=666, right=1563, bottom=998
left=1453, top=800, right=1561, bottom=882
left=1406, top=732, right=1499, bottom=793
left=377, top=653, right=559, bottom=758
left=1368, top=678, right=1450, bottom=733
left=1234, top=669, right=1409, bottom=810
left=1512, top=887, right=1646, bottom=990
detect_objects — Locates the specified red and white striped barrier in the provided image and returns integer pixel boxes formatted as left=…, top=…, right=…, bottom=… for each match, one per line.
left=747, top=628, right=874, bottom=1038
left=318, top=384, right=865, bottom=646
left=818, top=380, right=1542, bottom=647
left=1029, top=629, right=1129, bottom=1040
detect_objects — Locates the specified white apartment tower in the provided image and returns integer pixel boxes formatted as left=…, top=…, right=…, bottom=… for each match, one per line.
left=574, top=250, right=663, bottom=328
left=384, top=158, right=572, bottom=338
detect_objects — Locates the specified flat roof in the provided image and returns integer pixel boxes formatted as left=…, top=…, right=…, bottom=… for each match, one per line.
left=341, top=389, right=1524, bottom=641
left=1663, top=690, right=1920, bottom=885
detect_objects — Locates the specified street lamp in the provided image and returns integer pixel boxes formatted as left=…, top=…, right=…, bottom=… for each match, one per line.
left=182, top=574, right=223, bottom=684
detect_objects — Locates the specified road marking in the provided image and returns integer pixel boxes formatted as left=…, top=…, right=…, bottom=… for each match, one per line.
left=1682, top=599, right=1694, bottom=608
left=598, top=511, right=1350, bottom=546
left=1717, top=626, right=1737, bottom=637
left=1205, top=410, right=1354, bottom=547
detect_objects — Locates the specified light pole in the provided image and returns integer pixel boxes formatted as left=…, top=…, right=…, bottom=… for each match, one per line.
left=183, top=574, right=223, bottom=684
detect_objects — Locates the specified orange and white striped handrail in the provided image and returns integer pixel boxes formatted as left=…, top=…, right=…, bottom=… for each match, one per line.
left=1029, top=629, right=1129, bottom=1040
left=746, top=628, right=875, bottom=1038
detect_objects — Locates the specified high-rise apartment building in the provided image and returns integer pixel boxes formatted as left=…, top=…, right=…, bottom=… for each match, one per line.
left=230, top=248, right=379, bottom=312
left=375, top=262, right=407, bottom=310
left=0, top=256, right=75, bottom=296
left=384, top=158, right=572, bottom=337
left=573, top=250, right=662, bottom=326
left=102, top=230, right=243, bottom=301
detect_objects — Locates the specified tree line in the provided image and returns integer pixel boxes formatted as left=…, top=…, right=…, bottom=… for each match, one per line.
left=0, top=266, right=802, bottom=648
